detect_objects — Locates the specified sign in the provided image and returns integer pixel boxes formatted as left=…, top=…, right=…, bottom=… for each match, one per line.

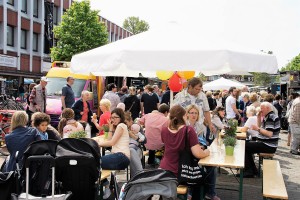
left=0, top=54, right=17, bottom=68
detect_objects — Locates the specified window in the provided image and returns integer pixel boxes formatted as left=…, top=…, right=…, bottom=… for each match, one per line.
left=21, top=0, right=27, bottom=13
left=53, top=6, right=58, bottom=25
left=21, top=30, right=27, bottom=49
left=33, top=33, right=38, bottom=51
left=7, top=0, right=14, bottom=6
left=7, top=25, right=14, bottom=46
left=33, top=0, right=38, bottom=17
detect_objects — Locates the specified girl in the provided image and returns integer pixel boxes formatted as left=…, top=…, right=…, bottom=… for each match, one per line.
left=58, top=108, right=84, bottom=138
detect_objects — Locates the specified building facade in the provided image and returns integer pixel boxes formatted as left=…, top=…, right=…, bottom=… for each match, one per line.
left=0, top=0, right=132, bottom=97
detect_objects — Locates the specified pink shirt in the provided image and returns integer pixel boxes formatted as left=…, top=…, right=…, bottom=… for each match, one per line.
left=98, top=111, right=111, bottom=135
left=139, top=111, right=169, bottom=150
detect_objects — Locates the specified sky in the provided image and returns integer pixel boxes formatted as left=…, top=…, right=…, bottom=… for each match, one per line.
left=85, top=0, right=300, bottom=69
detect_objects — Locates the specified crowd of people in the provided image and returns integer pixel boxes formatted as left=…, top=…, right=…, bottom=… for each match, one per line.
left=2, top=75, right=300, bottom=200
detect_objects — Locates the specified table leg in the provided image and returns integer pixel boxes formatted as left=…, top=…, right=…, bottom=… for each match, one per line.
left=200, top=185, right=204, bottom=200
left=239, top=168, right=244, bottom=200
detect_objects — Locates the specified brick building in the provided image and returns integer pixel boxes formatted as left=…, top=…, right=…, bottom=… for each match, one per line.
left=0, top=0, right=132, bottom=96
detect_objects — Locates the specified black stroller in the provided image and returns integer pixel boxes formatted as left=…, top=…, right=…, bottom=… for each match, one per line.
left=55, top=138, right=100, bottom=200
left=11, top=140, right=72, bottom=199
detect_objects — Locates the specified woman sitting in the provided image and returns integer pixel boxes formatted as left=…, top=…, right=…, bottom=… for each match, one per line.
left=186, top=104, right=205, bottom=137
left=4, top=111, right=40, bottom=172
left=160, top=105, right=220, bottom=200
left=58, top=108, right=84, bottom=138
left=95, top=108, right=130, bottom=199
left=239, top=105, right=259, bottom=139
left=211, top=106, right=226, bottom=134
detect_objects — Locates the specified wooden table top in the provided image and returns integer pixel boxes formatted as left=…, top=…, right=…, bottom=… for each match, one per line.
left=220, top=129, right=247, bottom=140
left=199, top=139, right=245, bottom=169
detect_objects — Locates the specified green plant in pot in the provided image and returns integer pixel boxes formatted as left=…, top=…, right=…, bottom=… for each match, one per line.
left=223, top=136, right=236, bottom=156
left=68, top=130, right=87, bottom=139
left=224, top=119, right=238, bottom=137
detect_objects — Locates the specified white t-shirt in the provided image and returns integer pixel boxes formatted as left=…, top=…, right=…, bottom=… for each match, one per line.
left=225, top=95, right=236, bottom=119
left=244, top=116, right=257, bottom=128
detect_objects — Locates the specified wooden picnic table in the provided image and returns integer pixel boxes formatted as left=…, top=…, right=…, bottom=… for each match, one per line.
left=199, top=139, right=245, bottom=200
left=220, top=128, right=247, bottom=140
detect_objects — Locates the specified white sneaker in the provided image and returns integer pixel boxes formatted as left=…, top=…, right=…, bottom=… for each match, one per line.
left=103, top=187, right=111, bottom=199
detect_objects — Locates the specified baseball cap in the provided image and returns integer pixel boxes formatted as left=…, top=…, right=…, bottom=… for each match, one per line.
left=40, top=76, right=50, bottom=82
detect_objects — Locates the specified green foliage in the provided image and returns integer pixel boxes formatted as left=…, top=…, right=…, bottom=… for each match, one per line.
left=281, top=53, right=300, bottom=71
left=68, top=130, right=87, bottom=138
left=123, top=16, right=149, bottom=35
left=197, top=72, right=207, bottom=81
left=224, top=119, right=238, bottom=137
left=102, top=124, right=109, bottom=132
left=51, top=0, right=108, bottom=61
left=223, top=136, right=236, bottom=147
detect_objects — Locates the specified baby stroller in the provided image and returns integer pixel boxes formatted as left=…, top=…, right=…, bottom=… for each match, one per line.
left=0, top=171, right=20, bottom=200
left=119, top=169, right=178, bottom=200
left=11, top=140, right=71, bottom=199
left=55, top=138, right=100, bottom=200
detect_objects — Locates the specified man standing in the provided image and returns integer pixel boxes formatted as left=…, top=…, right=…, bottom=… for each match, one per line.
left=225, top=87, right=241, bottom=120
left=102, top=83, right=120, bottom=111
left=173, top=77, right=215, bottom=134
left=61, top=76, right=75, bottom=109
left=141, top=85, right=160, bottom=115
left=288, top=95, right=300, bottom=155
left=241, top=102, right=280, bottom=177
left=29, top=77, right=49, bottom=113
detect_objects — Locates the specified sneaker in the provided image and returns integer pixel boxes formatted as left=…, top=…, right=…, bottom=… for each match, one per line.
left=103, top=187, right=111, bottom=199
left=205, top=195, right=221, bottom=200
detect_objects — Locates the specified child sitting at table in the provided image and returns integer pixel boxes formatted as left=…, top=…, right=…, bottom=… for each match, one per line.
left=31, top=112, right=51, bottom=140
left=129, top=124, right=145, bottom=150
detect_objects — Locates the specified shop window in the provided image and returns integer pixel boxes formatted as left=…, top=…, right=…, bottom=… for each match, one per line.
left=33, top=33, right=38, bottom=52
left=53, top=6, right=58, bottom=25
left=33, top=0, right=38, bottom=18
left=21, top=0, right=27, bottom=13
left=21, top=29, right=27, bottom=49
left=7, top=0, right=14, bottom=6
left=7, top=25, right=14, bottom=47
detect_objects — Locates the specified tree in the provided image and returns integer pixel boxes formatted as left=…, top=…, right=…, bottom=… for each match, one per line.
left=280, top=53, right=300, bottom=71
left=123, top=16, right=149, bottom=35
left=252, top=72, right=273, bottom=86
left=51, top=0, right=108, bottom=61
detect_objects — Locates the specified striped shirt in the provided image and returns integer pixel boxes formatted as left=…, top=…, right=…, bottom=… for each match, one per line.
left=257, top=111, right=280, bottom=148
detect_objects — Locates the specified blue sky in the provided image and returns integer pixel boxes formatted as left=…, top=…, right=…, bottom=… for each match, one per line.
left=85, top=0, right=300, bottom=69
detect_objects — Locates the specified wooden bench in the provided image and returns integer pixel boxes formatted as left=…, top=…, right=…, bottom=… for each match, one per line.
left=258, top=153, right=274, bottom=177
left=177, top=185, right=188, bottom=199
left=100, top=170, right=112, bottom=181
left=263, top=160, right=288, bottom=200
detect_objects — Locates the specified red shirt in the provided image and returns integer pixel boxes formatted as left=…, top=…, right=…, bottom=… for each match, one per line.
left=160, top=125, right=198, bottom=176
left=81, top=101, right=89, bottom=122
left=98, top=111, right=111, bottom=135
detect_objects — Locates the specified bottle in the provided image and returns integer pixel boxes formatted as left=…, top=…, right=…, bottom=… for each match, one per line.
left=85, top=123, right=91, bottom=138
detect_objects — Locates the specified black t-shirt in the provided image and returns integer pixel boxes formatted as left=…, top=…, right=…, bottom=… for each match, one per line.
left=141, top=92, right=159, bottom=114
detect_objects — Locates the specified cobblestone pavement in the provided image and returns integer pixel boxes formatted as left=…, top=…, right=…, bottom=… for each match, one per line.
left=1, top=131, right=299, bottom=200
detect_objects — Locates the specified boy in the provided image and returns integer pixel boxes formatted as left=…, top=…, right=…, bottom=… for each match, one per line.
left=31, top=112, right=51, bottom=140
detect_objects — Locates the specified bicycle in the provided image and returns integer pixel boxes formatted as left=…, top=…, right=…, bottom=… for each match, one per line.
left=0, top=112, right=11, bottom=156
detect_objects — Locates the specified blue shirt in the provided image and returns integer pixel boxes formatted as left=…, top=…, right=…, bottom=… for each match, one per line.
left=62, top=84, right=75, bottom=108
left=4, top=127, right=40, bottom=172
left=38, top=130, right=48, bottom=140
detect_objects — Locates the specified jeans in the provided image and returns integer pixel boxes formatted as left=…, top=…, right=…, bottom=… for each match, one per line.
left=101, top=152, right=130, bottom=170
left=191, top=167, right=217, bottom=199
left=245, top=141, right=276, bottom=174
left=290, top=123, right=300, bottom=153
left=129, top=148, right=143, bottom=178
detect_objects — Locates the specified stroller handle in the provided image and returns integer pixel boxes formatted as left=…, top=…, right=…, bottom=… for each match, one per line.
left=25, top=155, right=55, bottom=168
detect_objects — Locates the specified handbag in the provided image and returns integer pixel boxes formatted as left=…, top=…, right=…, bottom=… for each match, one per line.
left=178, top=126, right=207, bottom=186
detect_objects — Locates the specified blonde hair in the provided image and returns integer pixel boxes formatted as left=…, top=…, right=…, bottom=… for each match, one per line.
left=249, top=92, right=258, bottom=102
left=246, top=105, right=256, bottom=116
left=186, top=104, right=200, bottom=121
left=10, top=111, right=28, bottom=131
left=100, top=99, right=111, bottom=110
left=129, top=86, right=136, bottom=95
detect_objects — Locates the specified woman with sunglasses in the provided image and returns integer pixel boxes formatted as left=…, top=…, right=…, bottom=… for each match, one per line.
left=95, top=108, right=130, bottom=198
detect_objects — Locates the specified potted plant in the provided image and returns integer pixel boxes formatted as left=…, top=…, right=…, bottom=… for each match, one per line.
left=223, top=136, right=236, bottom=156
left=68, top=130, right=87, bottom=139
left=102, top=124, right=109, bottom=139
left=224, top=119, right=238, bottom=137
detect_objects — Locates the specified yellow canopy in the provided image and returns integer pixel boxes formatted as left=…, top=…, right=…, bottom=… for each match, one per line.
left=46, top=67, right=96, bottom=80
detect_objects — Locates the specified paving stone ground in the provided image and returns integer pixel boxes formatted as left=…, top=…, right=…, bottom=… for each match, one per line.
left=1, top=131, right=299, bottom=200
